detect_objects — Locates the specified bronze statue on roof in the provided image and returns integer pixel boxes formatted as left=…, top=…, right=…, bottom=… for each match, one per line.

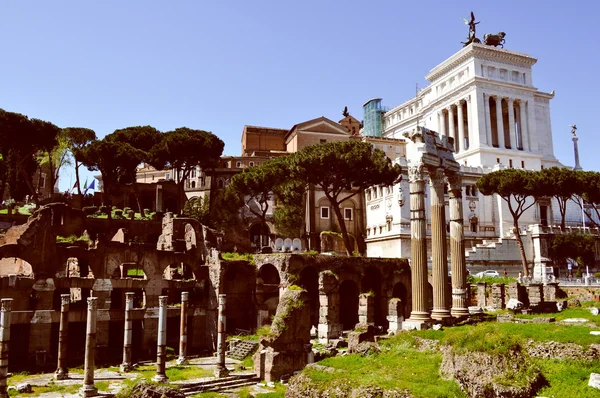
left=461, top=11, right=481, bottom=46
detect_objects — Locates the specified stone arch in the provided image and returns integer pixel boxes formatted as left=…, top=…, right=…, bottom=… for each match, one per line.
left=256, top=263, right=280, bottom=325
left=0, top=256, right=33, bottom=277
left=392, top=282, right=409, bottom=319
left=163, top=262, right=195, bottom=281
left=298, top=266, right=319, bottom=327
left=223, top=264, right=255, bottom=332
left=339, top=279, right=359, bottom=330
left=249, top=222, right=271, bottom=248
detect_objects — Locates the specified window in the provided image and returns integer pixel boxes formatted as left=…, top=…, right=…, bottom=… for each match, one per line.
left=521, top=160, right=525, bottom=168
left=191, top=181, right=196, bottom=188
left=236, top=161, right=242, bottom=168
left=496, top=158, right=500, bottom=164
left=217, top=179, right=224, bottom=189
left=472, top=186, right=477, bottom=196
left=320, top=207, right=329, bottom=219
left=151, top=175, right=155, bottom=181
left=344, top=208, right=353, bottom=221
left=249, top=161, right=254, bottom=167
left=319, top=139, right=327, bottom=144
left=509, top=159, right=513, bottom=168
left=541, top=165, right=544, bottom=170
left=200, top=177, right=205, bottom=187
left=191, top=168, right=197, bottom=178
left=165, top=173, right=170, bottom=180
left=39, top=172, right=46, bottom=188
left=366, top=190, right=371, bottom=201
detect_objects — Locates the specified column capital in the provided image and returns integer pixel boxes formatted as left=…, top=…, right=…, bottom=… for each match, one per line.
left=428, top=167, right=445, bottom=186
left=1, top=298, right=12, bottom=312
left=87, top=297, right=98, bottom=311
left=218, top=294, right=227, bottom=306
left=446, top=173, right=463, bottom=198
left=465, top=95, right=472, bottom=103
left=507, top=97, right=515, bottom=105
left=60, top=294, right=70, bottom=306
left=454, top=100, right=462, bottom=107
left=181, top=291, right=189, bottom=302
left=408, top=163, right=425, bottom=183
left=446, top=105, right=453, bottom=112
left=158, top=296, right=168, bottom=307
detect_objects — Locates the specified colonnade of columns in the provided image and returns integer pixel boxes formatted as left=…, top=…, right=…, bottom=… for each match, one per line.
left=483, top=94, right=530, bottom=151
left=438, top=97, right=471, bottom=154
left=405, top=163, right=469, bottom=328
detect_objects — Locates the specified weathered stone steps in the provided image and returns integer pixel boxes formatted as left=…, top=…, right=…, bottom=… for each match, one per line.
left=177, top=373, right=260, bottom=395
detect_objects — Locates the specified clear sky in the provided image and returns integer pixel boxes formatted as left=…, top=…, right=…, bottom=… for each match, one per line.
left=1, top=1, right=599, bottom=192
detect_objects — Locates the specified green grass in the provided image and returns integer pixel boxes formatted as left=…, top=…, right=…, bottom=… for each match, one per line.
left=535, top=359, right=600, bottom=398
left=304, top=337, right=465, bottom=398
left=8, top=383, right=82, bottom=396
left=127, top=268, right=146, bottom=277
left=228, top=325, right=270, bottom=343
left=190, top=392, right=227, bottom=398
left=221, top=252, right=255, bottom=264
left=56, top=234, right=90, bottom=244
left=512, top=306, right=600, bottom=326
left=468, top=275, right=517, bottom=285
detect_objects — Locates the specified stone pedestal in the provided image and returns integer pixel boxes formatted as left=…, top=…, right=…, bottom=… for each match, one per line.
left=430, top=168, right=451, bottom=321
left=387, top=298, right=404, bottom=334
left=404, top=163, right=432, bottom=329
left=0, top=299, right=12, bottom=398
left=177, top=292, right=189, bottom=365
left=527, top=284, right=544, bottom=308
left=448, top=173, right=469, bottom=317
left=491, top=284, right=505, bottom=310
left=55, top=294, right=70, bottom=380
left=476, top=282, right=487, bottom=308
left=358, top=294, right=375, bottom=326
left=152, top=296, right=169, bottom=383
left=214, top=294, right=229, bottom=378
left=80, top=297, right=98, bottom=397
left=120, top=292, right=134, bottom=372
left=317, top=271, right=342, bottom=343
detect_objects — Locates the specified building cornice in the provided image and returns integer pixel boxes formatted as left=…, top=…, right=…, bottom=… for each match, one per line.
left=426, top=43, right=537, bottom=82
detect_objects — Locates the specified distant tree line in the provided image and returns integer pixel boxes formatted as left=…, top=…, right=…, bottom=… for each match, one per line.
left=477, top=167, right=600, bottom=277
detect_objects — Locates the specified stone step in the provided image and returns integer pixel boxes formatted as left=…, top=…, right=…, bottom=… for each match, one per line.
left=176, top=373, right=256, bottom=389
left=179, top=375, right=260, bottom=395
left=227, top=340, right=258, bottom=360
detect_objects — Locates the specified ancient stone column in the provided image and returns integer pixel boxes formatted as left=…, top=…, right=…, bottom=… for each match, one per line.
left=120, top=292, right=134, bottom=372
left=448, top=174, right=469, bottom=317
left=519, top=100, right=529, bottom=151
left=80, top=297, right=98, bottom=397
left=465, top=95, right=472, bottom=149
left=456, top=101, right=465, bottom=153
left=438, top=111, right=446, bottom=137
left=484, top=93, right=493, bottom=146
left=152, top=296, right=169, bottom=383
left=55, top=294, right=70, bottom=380
left=317, top=271, right=342, bottom=343
left=214, top=294, right=229, bottom=378
left=448, top=106, right=456, bottom=146
left=429, top=168, right=451, bottom=321
left=405, top=163, right=431, bottom=326
left=177, top=292, right=189, bottom=365
left=0, top=299, right=12, bottom=398
left=494, top=95, right=505, bottom=148
left=358, top=294, right=375, bottom=325
left=507, top=98, right=516, bottom=149
left=387, top=298, right=404, bottom=334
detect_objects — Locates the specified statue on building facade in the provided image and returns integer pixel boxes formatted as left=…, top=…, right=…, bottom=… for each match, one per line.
left=483, top=32, right=506, bottom=48
left=461, top=11, right=481, bottom=46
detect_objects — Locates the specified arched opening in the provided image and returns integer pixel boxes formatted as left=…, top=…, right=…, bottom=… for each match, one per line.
left=339, top=279, right=359, bottom=330
left=0, top=257, right=33, bottom=277
left=392, top=282, right=408, bottom=319
left=256, top=264, right=280, bottom=325
left=298, top=266, right=319, bottom=327
left=163, top=263, right=195, bottom=281
left=361, top=267, right=384, bottom=326
left=65, top=257, right=80, bottom=277
left=250, top=223, right=270, bottom=249
left=122, top=263, right=147, bottom=279
left=223, top=265, right=255, bottom=332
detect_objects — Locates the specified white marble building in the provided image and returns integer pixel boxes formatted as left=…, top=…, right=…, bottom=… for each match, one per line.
left=364, top=43, right=584, bottom=259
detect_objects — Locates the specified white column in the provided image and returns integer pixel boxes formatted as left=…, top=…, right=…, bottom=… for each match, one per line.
left=519, top=100, right=529, bottom=151
left=448, top=106, right=456, bottom=151
left=525, top=100, right=538, bottom=152
left=177, top=292, right=189, bottom=365
left=81, top=297, right=98, bottom=397
left=121, top=292, right=134, bottom=372
left=457, top=101, right=465, bottom=152
left=0, top=299, right=12, bottom=398
left=495, top=96, right=505, bottom=148
left=215, top=294, right=229, bottom=377
left=438, top=111, right=446, bottom=137
left=465, top=95, right=472, bottom=150
left=507, top=98, right=516, bottom=150
left=484, top=94, right=493, bottom=146
left=153, top=296, right=169, bottom=383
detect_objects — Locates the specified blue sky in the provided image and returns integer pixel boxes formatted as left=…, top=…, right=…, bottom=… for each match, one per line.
left=1, top=1, right=599, bottom=191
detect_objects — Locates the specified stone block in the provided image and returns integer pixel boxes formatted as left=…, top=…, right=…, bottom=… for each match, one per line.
left=589, top=373, right=600, bottom=390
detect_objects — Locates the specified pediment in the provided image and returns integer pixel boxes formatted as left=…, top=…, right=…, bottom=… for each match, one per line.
left=296, top=117, right=350, bottom=136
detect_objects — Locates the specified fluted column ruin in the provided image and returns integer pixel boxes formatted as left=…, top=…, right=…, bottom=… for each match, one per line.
left=152, top=296, right=169, bottom=383
left=121, top=292, right=134, bottom=372
left=0, top=299, right=12, bottom=398
left=177, top=292, right=189, bottom=365
left=80, top=297, right=98, bottom=397
left=214, top=294, right=229, bottom=378
left=448, top=173, right=469, bottom=317
left=55, top=294, right=70, bottom=380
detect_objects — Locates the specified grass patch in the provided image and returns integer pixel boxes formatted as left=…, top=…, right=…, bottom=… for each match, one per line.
left=56, top=234, right=90, bottom=244
left=8, top=383, right=82, bottom=396
left=468, top=275, right=516, bottom=285
left=305, top=337, right=465, bottom=397
left=221, top=252, right=255, bottom=264
left=535, top=359, right=600, bottom=398
left=228, top=325, right=270, bottom=342
left=165, top=365, right=213, bottom=381
left=255, top=382, right=287, bottom=397
left=513, top=307, right=600, bottom=327
left=190, top=392, right=227, bottom=397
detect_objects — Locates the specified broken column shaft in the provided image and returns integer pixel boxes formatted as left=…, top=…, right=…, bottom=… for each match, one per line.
left=80, top=297, right=98, bottom=397
left=121, top=292, right=134, bottom=372
left=153, top=296, right=169, bottom=383
left=429, top=168, right=451, bottom=321
left=177, top=292, right=189, bottom=365
left=448, top=173, right=469, bottom=317
left=55, top=294, right=70, bottom=380
left=0, top=299, right=12, bottom=398
left=214, top=294, right=229, bottom=378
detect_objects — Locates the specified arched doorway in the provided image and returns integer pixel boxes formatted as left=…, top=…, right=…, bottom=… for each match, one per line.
left=256, top=264, right=280, bottom=325
left=339, top=280, right=359, bottom=330
left=392, top=282, right=408, bottom=319
left=224, top=265, right=255, bottom=332
left=298, top=266, right=319, bottom=327
left=250, top=223, right=270, bottom=249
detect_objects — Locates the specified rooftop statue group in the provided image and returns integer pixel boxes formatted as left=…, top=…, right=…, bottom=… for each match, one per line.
left=461, top=11, right=506, bottom=48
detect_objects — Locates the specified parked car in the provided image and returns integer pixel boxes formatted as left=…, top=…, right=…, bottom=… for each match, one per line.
left=473, top=270, right=500, bottom=278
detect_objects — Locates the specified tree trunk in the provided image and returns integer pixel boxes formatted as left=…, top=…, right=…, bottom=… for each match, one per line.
left=0, top=179, right=6, bottom=203
left=559, top=199, right=566, bottom=231
left=513, top=219, right=529, bottom=277
left=75, top=161, right=82, bottom=195
left=330, top=201, right=353, bottom=256
left=19, top=164, right=39, bottom=205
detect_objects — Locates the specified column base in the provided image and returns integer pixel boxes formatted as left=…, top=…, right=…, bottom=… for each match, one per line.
left=402, top=319, right=433, bottom=331
left=431, top=309, right=452, bottom=321
left=176, top=356, right=188, bottom=365
left=54, top=369, right=69, bottom=380
left=120, top=362, right=134, bottom=372
left=451, top=308, right=470, bottom=318
left=214, top=366, right=230, bottom=378
left=80, top=384, right=98, bottom=397
left=152, top=373, right=169, bottom=384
